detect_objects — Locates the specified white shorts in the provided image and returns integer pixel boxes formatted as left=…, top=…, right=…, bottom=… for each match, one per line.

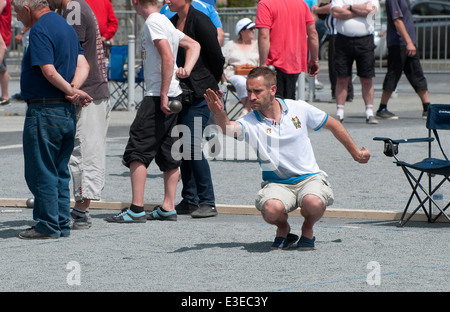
left=255, top=174, right=334, bottom=212
left=69, top=97, right=111, bottom=201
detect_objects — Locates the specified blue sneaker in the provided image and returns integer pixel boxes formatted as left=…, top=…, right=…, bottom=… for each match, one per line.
left=297, top=236, right=315, bottom=251
left=270, top=233, right=299, bottom=250
left=147, top=206, right=177, bottom=221
left=105, top=208, right=146, bottom=223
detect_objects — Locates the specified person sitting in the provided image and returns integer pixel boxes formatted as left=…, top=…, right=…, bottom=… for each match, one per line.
left=222, top=17, right=259, bottom=116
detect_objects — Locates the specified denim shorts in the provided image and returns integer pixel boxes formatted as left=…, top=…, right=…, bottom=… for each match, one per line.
left=255, top=173, right=334, bottom=212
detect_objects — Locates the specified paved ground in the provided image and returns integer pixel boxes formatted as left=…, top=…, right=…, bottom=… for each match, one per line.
left=0, top=70, right=449, bottom=298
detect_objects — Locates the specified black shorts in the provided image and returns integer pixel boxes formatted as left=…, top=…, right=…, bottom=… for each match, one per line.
left=382, top=45, right=428, bottom=93
left=122, top=96, right=182, bottom=171
left=274, top=68, right=299, bottom=100
left=335, top=34, right=375, bottom=78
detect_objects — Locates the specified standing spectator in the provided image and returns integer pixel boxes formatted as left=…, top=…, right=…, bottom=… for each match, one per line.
left=331, top=0, right=379, bottom=124
left=85, top=0, right=118, bottom=44
left=161, top=0, right=224, bottom=45
left=256, top=0, right=319, bottom=100
left=376, top=0, right=430, bottom=120
left=313, top=1, right=354, bottom=100
left=0, top=0, right=11, bottom=105
left=222, top=17, right=259, bottom=116
left=48, top=0, right=111, bottom=230
left=305, top=0, right=324, bottom=90
left=0, top=33, right=6, bottom=64
left=13, top=0, right=92, bottom=239
left=105, top=0, right=200, bottom=223
left=167, top=0, right=224, bottom=218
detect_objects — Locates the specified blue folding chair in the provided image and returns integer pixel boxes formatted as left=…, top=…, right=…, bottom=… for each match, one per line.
left=374, top=104, right=450, bottom=226
left=108, top=46, right=129, bottom=110
left=108, top=46, right=144, bottom=110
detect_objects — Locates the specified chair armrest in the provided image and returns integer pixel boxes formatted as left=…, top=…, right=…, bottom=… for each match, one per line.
left=373, top=137, right=434, bottom=157
left=373, top=137, right=434, bottom=144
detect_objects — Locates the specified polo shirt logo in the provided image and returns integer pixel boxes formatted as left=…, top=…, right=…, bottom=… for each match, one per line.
left=265, top=128, right=272, bottom=134
left=291, top=116, right=301, bottom=129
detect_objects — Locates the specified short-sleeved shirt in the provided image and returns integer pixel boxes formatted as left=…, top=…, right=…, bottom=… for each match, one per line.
left=20, top=11, right=83, bottom=101
left=332, top=0, right=379, bottom=37
left=255, top=0, right=315, bottom=74
left=385, top=0, right=416, bottom=46
left=63, top=0, right=109, bottom=100
left=160, top=0, right=223, bottom=29
left=236, top=98, right=328, bottom=184
left=142, top=12, right=185, bottom=97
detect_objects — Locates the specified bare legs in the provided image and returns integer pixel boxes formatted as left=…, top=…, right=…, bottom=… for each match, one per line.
left=261, top=195, right=326, bottom=240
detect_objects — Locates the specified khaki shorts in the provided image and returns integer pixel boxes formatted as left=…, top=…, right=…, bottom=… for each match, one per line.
left=255, top=174, right=334, bottom=212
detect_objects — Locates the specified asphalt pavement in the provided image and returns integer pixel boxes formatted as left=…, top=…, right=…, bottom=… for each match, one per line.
left=0, top=70, right=449, bottom=297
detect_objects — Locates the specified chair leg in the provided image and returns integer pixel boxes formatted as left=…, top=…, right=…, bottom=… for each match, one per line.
left=397, top=169, right=431, bottom=227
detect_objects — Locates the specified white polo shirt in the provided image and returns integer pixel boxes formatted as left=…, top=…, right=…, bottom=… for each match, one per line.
left=237, top=98, right=328, bottom=184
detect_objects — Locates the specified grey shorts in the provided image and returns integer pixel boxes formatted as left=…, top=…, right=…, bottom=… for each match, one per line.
left=255, top=174, right=334, bottom=212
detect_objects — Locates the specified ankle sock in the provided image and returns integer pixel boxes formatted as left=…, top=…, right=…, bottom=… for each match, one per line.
left=73, top=208, right=86, bottom=214
left=423, top=102, right=430, bottom=111
left=378, top=104, right=387, bottom=112
left=365, top=104, right=374, bottom=118
left=130, top=204, right=144, bottom=213
left=336, top=105, right=345, bottom=119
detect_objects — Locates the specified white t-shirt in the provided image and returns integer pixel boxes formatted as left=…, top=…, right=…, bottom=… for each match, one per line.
left=236, top=98, right=328, bottom=184
left=331, top=0, right=379, bottom=37
left=142, top=13, right=185, bottom=97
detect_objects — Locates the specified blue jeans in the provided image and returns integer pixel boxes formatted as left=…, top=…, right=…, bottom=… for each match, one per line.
left=179, top=100, right=215, bottom=206
left=23, top=103, right=77, bottom=238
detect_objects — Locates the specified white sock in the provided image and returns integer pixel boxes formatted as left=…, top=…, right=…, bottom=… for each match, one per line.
left=365, top=104, right=374, bottom=118
left=336, top=105, right=345, bottom=120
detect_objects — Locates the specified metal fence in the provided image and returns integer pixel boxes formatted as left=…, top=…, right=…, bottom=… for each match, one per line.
left=8, top=9, right=450, bottom=75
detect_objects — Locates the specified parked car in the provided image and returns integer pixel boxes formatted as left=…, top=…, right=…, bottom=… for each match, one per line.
left=410, top=0, right=450, bottom=58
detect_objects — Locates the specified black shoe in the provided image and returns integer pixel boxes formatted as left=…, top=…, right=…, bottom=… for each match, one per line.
left=70, top=209, right=92, bottom=230
left=147, top=205, right=177, bottom=221
left=175, top=201, right=198, bottom=215
left=376, top=109, right=399, bottom=120
left=191, top=204, right=218, bottom=218
left=19, top=227, right=57, bottom=240
left=0, top=98, right=10, bottom=106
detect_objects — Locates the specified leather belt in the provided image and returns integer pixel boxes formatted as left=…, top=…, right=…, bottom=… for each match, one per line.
left=27, top=98, right=71, bottom=105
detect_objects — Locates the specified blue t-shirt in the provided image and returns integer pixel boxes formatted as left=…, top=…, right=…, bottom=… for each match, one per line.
left=385, top=0, right=416, bottom=46
left=160, top=0, right=223, bottom=28
left=199, top=0, right=216, bottom=5
left=20, top=11, right=83, bottom=101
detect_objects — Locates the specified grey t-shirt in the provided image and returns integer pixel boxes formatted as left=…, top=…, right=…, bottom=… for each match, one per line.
left=385, top=0, right=417, bottom=47
left=63, top=0, right=109, bottom=100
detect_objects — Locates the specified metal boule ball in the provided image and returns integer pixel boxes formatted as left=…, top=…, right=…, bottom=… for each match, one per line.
left=168, top=100, right=182, bottom=113
left=26, top=198, right=34, bottom=208
left=267, top=65, right=276, bottom=72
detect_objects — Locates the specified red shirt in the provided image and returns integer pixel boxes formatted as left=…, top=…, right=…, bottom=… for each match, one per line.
left=85, top=0, right=118, bottom=40
left=256, top=0, right=314, bottom=74
left=0, top=0, right=11, bottom=47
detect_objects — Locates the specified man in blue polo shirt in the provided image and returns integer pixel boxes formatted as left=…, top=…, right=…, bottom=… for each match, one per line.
left=204, top=67, right=370, bottom=250
left=13, top=0, right=92, bottom=239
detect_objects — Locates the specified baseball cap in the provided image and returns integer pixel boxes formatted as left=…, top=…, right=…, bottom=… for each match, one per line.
left=235, top=18, right=256, bottom=36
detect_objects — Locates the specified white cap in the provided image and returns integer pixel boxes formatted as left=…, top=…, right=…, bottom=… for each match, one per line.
left=235, top=18, right=256, bottom=36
